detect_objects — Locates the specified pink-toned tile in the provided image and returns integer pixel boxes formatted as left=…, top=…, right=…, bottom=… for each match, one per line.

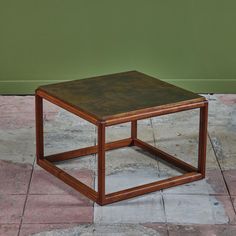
left=142, top=223, right=168, bottom=236
left=223, top=170, right=236, bottom=195
left=216, top=195, right=236, bottom=224
left=231, top=197, right=236, bottom=217
left=205, top=170, right=229, bottom=195
left=0, top=195, right=26, bottom=223
left=0, top=160, right=32, bottom=194
left=23, top=195, right=93, bottom=223
left=19, top=223, right=77, bottom=236
left=29, top=169, right=94, bottom=195
left=0, top=97, right=60, bottom=129
left=0, top=114, right=35, bottom=129
left=0, top=224, right=19, bottom=236
left=219, top=94, right=236, bottom=106
left=0, top=96, right=34, bottom=115
left=168, top=224, right=236, bottom=236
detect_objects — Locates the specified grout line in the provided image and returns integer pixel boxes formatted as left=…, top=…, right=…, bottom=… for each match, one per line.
left=208, top=132, right=236, bottom=217
left=17, top=157, right=36, bottom=236
left=160, top=192, right=168, bottom=225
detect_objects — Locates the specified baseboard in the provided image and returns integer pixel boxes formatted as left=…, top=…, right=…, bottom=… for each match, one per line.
left=0, top=79, right=235, bottom=94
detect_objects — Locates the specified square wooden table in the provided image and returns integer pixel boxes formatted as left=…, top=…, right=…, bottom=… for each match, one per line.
left=35, top=71, right=208, bottom=206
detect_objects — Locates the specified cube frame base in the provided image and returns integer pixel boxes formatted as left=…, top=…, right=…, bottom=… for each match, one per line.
left=35, top=91, right=208, bottom=206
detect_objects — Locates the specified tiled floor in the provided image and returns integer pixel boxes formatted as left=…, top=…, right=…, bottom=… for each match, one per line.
left=0, top=94, right=235, bottom=235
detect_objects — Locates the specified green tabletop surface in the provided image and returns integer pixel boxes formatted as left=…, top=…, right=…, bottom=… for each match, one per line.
left=38, top=71, right=205, bottom=120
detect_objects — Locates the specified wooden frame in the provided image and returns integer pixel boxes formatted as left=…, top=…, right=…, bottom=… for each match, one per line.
left=35, top=90, right=208, bottom=206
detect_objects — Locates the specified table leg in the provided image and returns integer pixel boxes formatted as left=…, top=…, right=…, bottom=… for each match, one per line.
left=131, top=120, right=137, bottom=141
left=97, top=122, right=106, bottom=205
left=35, top=94, right=44, bottom=161
left=198, top=101, right=208, bottom=177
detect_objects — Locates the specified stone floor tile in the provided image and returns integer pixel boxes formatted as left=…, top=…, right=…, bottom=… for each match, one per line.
left=209, top=126, right=236, bottom=171
left=215, top=195, right=236, bottom=224
left=152, top=108, right=199, bottom=126
left=103, top=120, right=156, bottom=174
left=41, top=122, right=97, bottom=170
left=0, top=224, right=19, bottom=236
left=0, top=114, right=35, bottom=129
left=0, top=128, right=35, bottom=164
left=231, top=197, right=236, bottom=215
left=164, top=194, right=235, bottom=224
left=53, top=155, right=96, bottom=172
left=96, top=168, right=160, bottom=193
left=0, top=96, right=34, bottom=115
left=223, top=170, right=236, bottom=195
left=152, top=123, right=219, bottom=174
left=31, top=224, right=164, bottom=236
left=42, top=100, right=61, bottom=121
left=104, top=147, right=159, bottom=175
left=19, top=224, right=77, bottom=236
left=30, top=169, right=94, bottom=194
left=0, top=160, right=32, bottom=194
left=94, top=169, right=164, bottom=223
left=205, top=94, right=236, bottom=127
left=218, top=94, right=236, bottom=106
left=52, top=108, right=95, bottom=127
left=0, top=195, right=26, bottom=223
left=34, top=153, right=96, bottom=172
left=142, top=223, right=168, bottom=236
left=138, top=118, right=152, bottom=125
left=167, top=224, right=236, bottom=236
left=44, top=126, right=95, bottom=156
left=94, top=193, right=165, bottom=223
left=23, top=195, right=93, bottom=224
left=44, top=107, right=95, bottom=130
left=163, top=170, right=228, bottom=195
left=137, top=123, right=155, bottom=146
left=105, top=120, right=154, bottom=145
left=106, top=122, right=131, bottom=143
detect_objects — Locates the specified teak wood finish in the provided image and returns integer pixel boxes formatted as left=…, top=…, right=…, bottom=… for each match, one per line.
left=35, top=71, right=208, bottom=206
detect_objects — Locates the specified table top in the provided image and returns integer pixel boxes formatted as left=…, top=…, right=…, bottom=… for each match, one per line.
left=38, top=71, right=205, bottom=121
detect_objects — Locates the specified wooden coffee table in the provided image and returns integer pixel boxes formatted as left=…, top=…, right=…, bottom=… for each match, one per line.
left=35, top=71, right=208, bottom=206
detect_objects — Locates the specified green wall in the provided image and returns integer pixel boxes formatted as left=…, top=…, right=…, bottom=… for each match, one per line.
left=0, top=0, right=236, bottom=94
